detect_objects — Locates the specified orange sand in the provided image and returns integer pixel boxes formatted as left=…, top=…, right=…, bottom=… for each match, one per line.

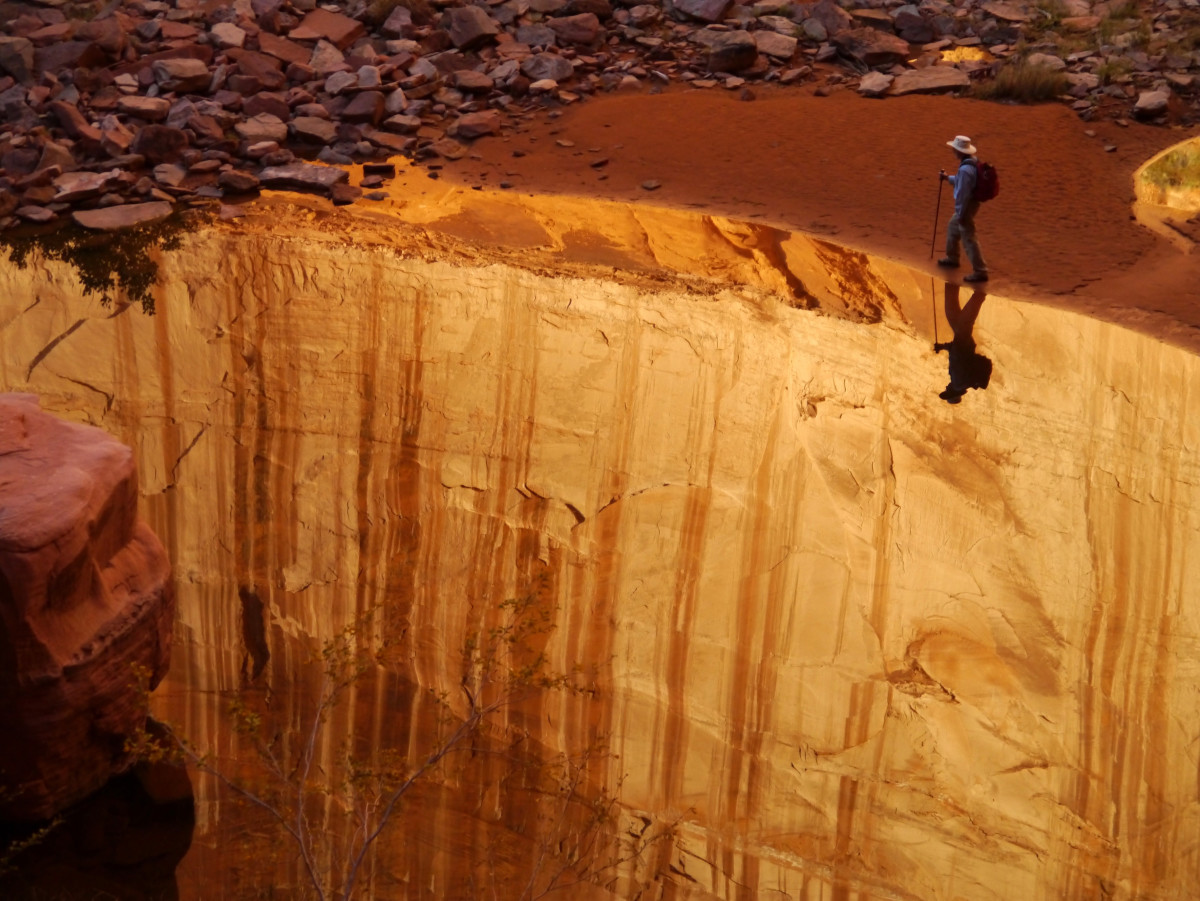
left=438, top=88, right=1200, bottom=350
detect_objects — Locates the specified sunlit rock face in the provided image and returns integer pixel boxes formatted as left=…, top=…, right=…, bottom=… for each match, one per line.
left=1, top=193, right=1199, bottom=899
left=0, top=394, right=174, bottom=821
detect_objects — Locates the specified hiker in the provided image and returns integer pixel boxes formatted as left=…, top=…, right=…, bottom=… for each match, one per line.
left=938, top=135, right=989, bottom=284
left=934, top=282, right=991, bottom=403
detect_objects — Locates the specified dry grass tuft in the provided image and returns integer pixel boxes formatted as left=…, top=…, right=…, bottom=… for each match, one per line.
left=973, top=61, right=1069, bottom=103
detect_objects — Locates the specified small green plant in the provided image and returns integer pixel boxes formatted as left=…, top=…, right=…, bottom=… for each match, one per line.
left=0, top=787, right=60, bottom=879
left=1096, top=57, right=1133, bottom=85
left=973, top=60, right=1069, bottom=103
left=1021, top=0, right=1068, bottom=40
left=0, top=211, right=201, bottom=314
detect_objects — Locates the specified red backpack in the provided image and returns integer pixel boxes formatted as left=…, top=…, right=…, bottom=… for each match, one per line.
left=973, top=161, right=999, bottom=202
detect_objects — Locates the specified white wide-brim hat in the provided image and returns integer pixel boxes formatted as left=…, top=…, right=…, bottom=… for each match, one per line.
left=947, top=135, right=977, bottom=155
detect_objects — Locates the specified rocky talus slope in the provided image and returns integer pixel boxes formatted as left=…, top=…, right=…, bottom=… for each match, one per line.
left=2, top=0, right=1199, bottom=228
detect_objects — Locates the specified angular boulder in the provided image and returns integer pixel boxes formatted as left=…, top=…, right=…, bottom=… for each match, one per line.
left=708, top=30, right=758, bottom=74
left=130, top=125, right=190, bottom=164
left=73, top=202, right=174, bottom=231
left=0, top=36, right=35, bottom=85
left=235, top=113, right=288, bottom=144
left=1134, top=89, right=1170, bottom=119
left=890, top=66, right=970, bottom=95
left=0, top=394, right=175, bottom=821
left=448, top=109, right=502, bottom=139
left=443, top=6, right=500, bottom=51
left=832, top=28, right=911, bottom=67
left=152, top=58, right=211, bottom=94
left=521, top=52, right=575, bottom=82
left=117, top=96, right=172, bottom=121
left=674, top=0, right=732, bottom=24
left=755, top=31, right=798, bottom=60
left=547, top=13, right=601, bottom=46
left=342, top=91, right=386, bottom=125
left=258, top=162, right=350, bottom=194
left=289, top=8, right=366, bottom=49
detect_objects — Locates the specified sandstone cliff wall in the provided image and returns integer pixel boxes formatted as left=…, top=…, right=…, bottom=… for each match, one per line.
left=1, top=199, right=1197, bottom=899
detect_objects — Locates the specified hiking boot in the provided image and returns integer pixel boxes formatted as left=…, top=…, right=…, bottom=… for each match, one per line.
left=937, top=257, right=960, bottom=268
left=964, top=271, right=989, bottom=283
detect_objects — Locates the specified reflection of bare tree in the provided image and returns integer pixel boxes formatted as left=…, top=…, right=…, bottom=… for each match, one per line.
left=132, top=597, right=673, bottom=901
left=934, top=283, right=992, bottom=404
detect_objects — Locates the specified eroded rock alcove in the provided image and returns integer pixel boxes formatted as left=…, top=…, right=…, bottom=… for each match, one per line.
left=1, top=193, right=1198, bottom=899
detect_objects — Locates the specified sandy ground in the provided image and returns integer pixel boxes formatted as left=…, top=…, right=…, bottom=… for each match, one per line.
left=435, top=87, right=1200, bottom=351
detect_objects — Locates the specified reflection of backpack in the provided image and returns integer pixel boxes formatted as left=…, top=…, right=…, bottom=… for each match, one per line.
left=967, top=353, right=992, bottom=389
left=973, top=161, right=999, bottom=202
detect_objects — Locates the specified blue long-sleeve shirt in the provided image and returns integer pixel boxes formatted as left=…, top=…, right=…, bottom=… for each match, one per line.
left=948, top=158, right=977, bottom=214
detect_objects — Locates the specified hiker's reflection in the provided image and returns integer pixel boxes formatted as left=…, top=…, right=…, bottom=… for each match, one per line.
left=935, top=283, right=992, bottom=404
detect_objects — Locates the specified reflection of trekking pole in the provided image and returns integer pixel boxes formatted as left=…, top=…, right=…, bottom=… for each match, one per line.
left=931, top=275, right=938, bottom=349
left=930, top=174, right=944, bottom=259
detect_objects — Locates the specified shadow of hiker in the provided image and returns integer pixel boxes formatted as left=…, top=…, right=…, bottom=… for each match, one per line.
left=934, top=283, right=992, bottom=404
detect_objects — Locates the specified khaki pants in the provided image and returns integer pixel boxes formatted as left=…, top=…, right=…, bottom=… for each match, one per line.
left=945, top=201, right=987, bottom=274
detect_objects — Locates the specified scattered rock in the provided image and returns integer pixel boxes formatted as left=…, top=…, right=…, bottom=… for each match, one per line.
left=674, top=0, right=732, bottom=24
left=548, top=14, right=601, bottom=46
left=833, top=29, right=911, bottom=68
left=152, top=58, right=212, bottom=94
left=858, top=71, right=894, bottom=97
left=289, top=8, right=366, bottom=49
left=292, top=116, right=338, bottom=143
left=211, top=23, right=247, bottom=50
left=449, top=110, right=502, bottom=139
left=522, top=53, right=575, bottom=83
left=52, top=170, right=121, bottom=203
left=73, top=201, right=174, bottom=230
left=342, top=91, right=386, bottom=125
left=755, top=32, right=798, bottom=62
left=15, top=205, right=55, bottom=223
left=219, top=169, right=262, bottom=193
left=0, top=36, right=35, bottom=85
left=1134, top=89, right=1170, bottom=119
left=258, top=161, right=350, bottom=193
left=330, top=183, right=362, bottom=205
left=130, top=125, right=189, bottom=165
left=443, top=6, right=500, bottom=51
left=236, top=113, right=289, bottom=144
left=890, top=66, right=971, bottom=96
left=708, top=31, right=758, bottom=75
left=117, top=96, right=172, bottom=122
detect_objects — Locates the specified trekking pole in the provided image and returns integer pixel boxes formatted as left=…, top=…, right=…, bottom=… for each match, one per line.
left=930, top=173, right=944, bottom=259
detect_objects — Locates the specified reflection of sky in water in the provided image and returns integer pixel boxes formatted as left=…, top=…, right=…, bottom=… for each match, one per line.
left=3, top=188, right=1200, bottom=901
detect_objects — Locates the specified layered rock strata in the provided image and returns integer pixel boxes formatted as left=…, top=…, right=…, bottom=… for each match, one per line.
left=1, top=195, right=1199, bottom=898
left=0, top=393, right=174, bottom=821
